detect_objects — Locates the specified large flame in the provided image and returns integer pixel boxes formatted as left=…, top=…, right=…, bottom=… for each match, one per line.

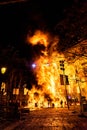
left=27, top=30, right=50, bottom=47
left=26, top=30, right=87, bottom=109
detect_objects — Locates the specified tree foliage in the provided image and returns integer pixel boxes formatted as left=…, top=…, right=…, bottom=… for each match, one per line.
left=54, top=0, right=87, bottom=51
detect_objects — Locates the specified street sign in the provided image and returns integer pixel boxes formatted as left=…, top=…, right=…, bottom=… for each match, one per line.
left=60, top=74, right=69, bottom=85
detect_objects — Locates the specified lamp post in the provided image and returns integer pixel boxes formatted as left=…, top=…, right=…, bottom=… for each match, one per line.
left=59, top=60, right=69, bottom=109
left=0, top=67, right=7, bottom=90
left=0, top=67, right=7, bottom=116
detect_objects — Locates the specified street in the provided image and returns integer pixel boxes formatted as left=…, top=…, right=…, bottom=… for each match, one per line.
left=0, top=106, right=87, bottom=130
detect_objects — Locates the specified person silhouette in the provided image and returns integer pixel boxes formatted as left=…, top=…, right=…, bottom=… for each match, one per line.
left=60, top=100, right=63, bottom=108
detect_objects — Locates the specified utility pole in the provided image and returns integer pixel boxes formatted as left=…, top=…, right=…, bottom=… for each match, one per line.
left=59, top=60, right=69, bottom=109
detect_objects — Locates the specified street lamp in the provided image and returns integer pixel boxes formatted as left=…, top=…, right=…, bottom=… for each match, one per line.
left=0, top=67, right=7, bottom=116
left=32, top=63, right=36, bottom=69
left=59, top=60, right=69, bottom=109
left=1, top=67, right=7, bottom=74
left=0, top=67, right=7, bottom=93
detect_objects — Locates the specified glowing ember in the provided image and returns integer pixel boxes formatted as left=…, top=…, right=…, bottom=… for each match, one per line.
left=26, top=30, right=87, bottom=109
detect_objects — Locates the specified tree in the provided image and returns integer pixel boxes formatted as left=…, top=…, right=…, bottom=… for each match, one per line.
left=54, top=1, right=87, bottom=52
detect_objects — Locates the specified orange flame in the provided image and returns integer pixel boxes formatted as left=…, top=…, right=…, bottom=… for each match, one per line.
left=27, top=30, right=50, bottom=47
left=25, top=30, right=87, bottom=109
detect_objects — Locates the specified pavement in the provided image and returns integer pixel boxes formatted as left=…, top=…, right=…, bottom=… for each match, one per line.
left=0, top=105, right=87, bottom=130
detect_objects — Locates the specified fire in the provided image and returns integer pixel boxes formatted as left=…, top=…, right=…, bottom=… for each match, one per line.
left=25, top=30, right=87, bottom=109
left=27, top=30, right=50, bottom=47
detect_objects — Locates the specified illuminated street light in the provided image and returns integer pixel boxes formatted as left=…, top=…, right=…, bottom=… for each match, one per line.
left=32, top=63, right=36, bottom=68
left=32, top=63, right=50, bottom=69
left=1, top=67, right=7, bottom=74
left=0, top=67, right=7, bottom=92
left=0, top=67, right=7, bottom=109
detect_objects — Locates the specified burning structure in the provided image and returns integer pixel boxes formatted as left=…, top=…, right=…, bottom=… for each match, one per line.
left=3, top=30, right=86, bottom=110
left=23, top=30, right=87, bottom=109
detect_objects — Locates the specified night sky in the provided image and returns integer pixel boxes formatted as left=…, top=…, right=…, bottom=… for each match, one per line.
left=0, top=0, right=83, bottom=47
left=0, top=0, right=87, bottom=88
left=0, top=0, right=87, bottom=47
left=0, top=0, right=70, bottom=44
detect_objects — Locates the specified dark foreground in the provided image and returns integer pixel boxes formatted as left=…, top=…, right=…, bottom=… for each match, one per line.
left=0, top=106, right=87, bottom=130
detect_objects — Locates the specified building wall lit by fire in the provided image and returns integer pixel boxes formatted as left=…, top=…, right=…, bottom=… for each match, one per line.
left=23, top=31, right=87, bottom=109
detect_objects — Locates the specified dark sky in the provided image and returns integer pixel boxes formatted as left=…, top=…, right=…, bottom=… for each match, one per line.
left=0, top=0, right=87, bottom=65
left=0, top=0, right=76, bottom=46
